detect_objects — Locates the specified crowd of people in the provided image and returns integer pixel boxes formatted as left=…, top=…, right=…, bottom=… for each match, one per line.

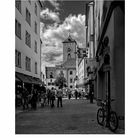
left=16, top=86, right=93, bottom=111
left=16, top=86, right=65, bottom=111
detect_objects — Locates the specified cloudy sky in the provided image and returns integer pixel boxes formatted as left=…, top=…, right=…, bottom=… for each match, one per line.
left=40, top=0, right=90, bottom=70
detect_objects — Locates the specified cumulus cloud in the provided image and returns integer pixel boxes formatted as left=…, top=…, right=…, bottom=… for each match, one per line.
left=40, top=8, right=60, bottom=23
left=41, top=14, right=86, bottom=67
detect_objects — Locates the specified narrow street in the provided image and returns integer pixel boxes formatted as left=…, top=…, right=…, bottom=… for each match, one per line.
left=16, top=99, right=123, bottom=134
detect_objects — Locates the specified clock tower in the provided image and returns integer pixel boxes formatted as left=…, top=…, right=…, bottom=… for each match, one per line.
left=55, top=34, right=76, bottom=90
left=62, top=34, right=77, bottom=62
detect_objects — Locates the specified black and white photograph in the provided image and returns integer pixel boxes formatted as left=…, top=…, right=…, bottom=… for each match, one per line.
left=15, top=0, right=125, bottom=134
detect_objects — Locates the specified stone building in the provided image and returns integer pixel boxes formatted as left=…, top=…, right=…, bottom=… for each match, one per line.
left=45, top=67, right=56, bottom=89
left=85, top=1, right=97, bottom=99
left=55, top=35, right=77, bottom=90
left=95, top=0, right=125, bottom=129
left=15, top=0, right=44, bottom=92
left=45, top=35, right=77, bottom=90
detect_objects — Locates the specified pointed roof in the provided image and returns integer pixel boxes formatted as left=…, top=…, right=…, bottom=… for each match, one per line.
left=62, top=34, right=76, bottom=43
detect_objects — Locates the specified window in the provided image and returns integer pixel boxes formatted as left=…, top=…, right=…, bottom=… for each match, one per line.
left=50, top=72, right=53, bottom=78
left=35, top=21, right=37, bottom=34
left=70, top=71, right=73, bottom=75
left=15, top=50, right=21, bottom=68
left=35, top=3, right=37, bottom=16
left=34, top=40, right=37, bottom=53
left=25, top=56, right=31, bottom=71
left=68, top=53, right=71, bottom=59
left=35, top=62, right=37, bottom=74
left=48, top=82, right=51, bottom=86
left=25, top=30, right=31, bottom=47
left=70, top=78, right=73, bottom=83
left=15, top=19, right=21, bottom=39
left=16, top=0, right=21, bottom=13
left=26, top=8, right=31, bottom=25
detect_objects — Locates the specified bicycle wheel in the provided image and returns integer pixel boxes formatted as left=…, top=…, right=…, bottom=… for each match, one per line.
left=97, top=108, right=104, bottom=126
left=109, top=111, right=118, bottom=132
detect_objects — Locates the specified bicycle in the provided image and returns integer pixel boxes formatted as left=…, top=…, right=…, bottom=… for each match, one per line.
left=97, top=98, right=118, bottom=132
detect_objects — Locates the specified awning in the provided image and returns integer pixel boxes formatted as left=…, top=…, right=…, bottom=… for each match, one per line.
left=32, top=77, right=43, bottom=85
left=16, top=72, right=43, bottom=85
left=16, top=72, right=31, bottom=84
left=27, top=76, right=38, bottom=85
left=16, top=76, right=21, bottom=82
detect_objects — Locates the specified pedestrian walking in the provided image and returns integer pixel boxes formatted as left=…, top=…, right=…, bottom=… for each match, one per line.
left=22, top=86, right=29, bottom=110
left=47, top=89, right=51, bottom=105
left=56, top=87, right=63, bottom=107
left=31, top=89, right=38, bottom=110
left=50, top=87, right=55, bottom=108
left=44, top=93, right=47, bottom=106
left=67, top=88, right=71, bottom=100
left=40, top=94, right=44, bottom=108
left=75, top=89, right=78, bottom=100
left=78, top=92, right=81, bottom=99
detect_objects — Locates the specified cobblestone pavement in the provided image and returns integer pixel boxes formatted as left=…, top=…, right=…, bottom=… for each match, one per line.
left=16, top=99, right=124, bottom=134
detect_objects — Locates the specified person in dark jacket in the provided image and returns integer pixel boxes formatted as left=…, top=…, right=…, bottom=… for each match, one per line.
left=31, top=89, right=38, bottom=110
left=47, top=89, right=51, bottom=105
left=22, top=86, right=29, bottom=110
left=56, top=87, right=63, bottom=107
left=50, top=87, right=55, bottom=108
left=67, top=89, right=71, bottom=100
left=75, top=89, right=78, bottom=100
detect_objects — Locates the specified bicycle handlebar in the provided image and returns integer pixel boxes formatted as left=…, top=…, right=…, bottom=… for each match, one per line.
left=97, top=98, right=115, bottom=102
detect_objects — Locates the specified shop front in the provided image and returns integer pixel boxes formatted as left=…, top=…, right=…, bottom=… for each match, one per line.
left=15, top=72, right=44, bottom=108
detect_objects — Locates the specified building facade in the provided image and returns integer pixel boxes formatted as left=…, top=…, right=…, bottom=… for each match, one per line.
left=94, top=0, right=125, bottom=129
left=85, top=1, right=97, bottom=99
left=76, top=57, right=87, bottom=92
left=45, top=67, right=56, bottom=89
left=15, top=0, right=43, bottom=90
left=45, top=35, right=77, bottom=90
left=56, top=35, right=77, bottom=90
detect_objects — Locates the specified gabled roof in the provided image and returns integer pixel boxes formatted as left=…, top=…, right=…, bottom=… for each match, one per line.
left=62, top=35, right=76, bottom=43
